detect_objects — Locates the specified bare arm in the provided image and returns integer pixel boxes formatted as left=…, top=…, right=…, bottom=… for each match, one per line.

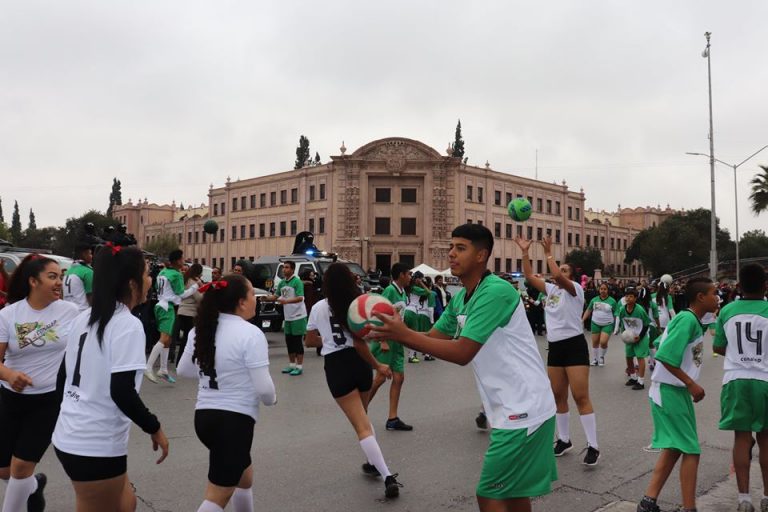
left=352, top=338, right=393, bottom=379
left=515, top=237, right=546, bottom=294
left=305, top=330, right=322, bottom=348
left=0, top=343, right=34, bottom=392
left=660, top=361, right=705, bottom=402
left=542, top=236, right=576, bottom=296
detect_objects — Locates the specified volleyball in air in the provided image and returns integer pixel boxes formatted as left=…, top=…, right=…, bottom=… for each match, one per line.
left=347, top=294, right=396, bottom=337
left=508, top=198, right=533, bottom=222
left=660, top=274, right=673, bottom=286
left=621, top=330, right=637, bottom=344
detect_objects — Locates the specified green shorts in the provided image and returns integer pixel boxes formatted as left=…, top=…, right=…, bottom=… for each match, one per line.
left=370, top=341, right=405, bottom=374
left=590, top=322, right=613, bottom=335
left=624, top=336, right=650, bottom=358
left=719, top=379, right=768, bottom=432
left=154, top=304, right=176, bottom=336
left=284, top=317, right=308, bottom=336
left=650, top=383, right=700, bottom=454
left=476, top=416, right=557, bottom=500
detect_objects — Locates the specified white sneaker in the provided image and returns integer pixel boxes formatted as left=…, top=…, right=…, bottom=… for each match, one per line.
left=590, top=359, right=598, bottom=366
left=143, top=369, right=158, bottom=383
left=598, top=357, right=605, bottom=367
left=643, top=443, right=661, bottom=453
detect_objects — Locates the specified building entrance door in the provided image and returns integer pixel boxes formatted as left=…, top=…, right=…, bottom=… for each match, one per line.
left=375, top=254, right=392, bottom=276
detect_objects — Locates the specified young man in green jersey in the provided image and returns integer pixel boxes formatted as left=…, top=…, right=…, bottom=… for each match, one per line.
left=636, top=277, right=720, bottom=512
left=617, top=288, right=652, bottom=390
left=371, top=224, right=557, bottom=512
left=267, top=260, right=308, bottom=376
left=62, top=242, right=94, bottom=312
left=369, top=262, right=414, bottom=431
left=713, top=263, right=768, bottom=512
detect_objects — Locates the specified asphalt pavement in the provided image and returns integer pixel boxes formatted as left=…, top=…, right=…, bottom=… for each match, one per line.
left=6, top=331, right=746, bottom=511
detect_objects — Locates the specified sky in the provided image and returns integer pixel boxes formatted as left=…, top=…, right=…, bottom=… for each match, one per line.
left=2, top=1, right=767, bottom=238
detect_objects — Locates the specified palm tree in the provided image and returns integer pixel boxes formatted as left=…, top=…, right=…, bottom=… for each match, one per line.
left=750, top=165, right=768, bottom=214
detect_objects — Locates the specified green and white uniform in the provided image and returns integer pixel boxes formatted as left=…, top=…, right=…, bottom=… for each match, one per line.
left=649, top=311, right=705, bottom=454
left=714, top=299, right=768, bottom=432
left=277, top=275, right=307, bottom=336
left=63, top=262, right=94, bottom=312
left=371, top=283, right=408, bottom=373
left=155, top=268, right=186, bottom=335
left=435, top=273, right=557, bottom=499
left=587, top=296, right=617, bottom=334
left=404, top=286, right=433, bottom=332
left=617, top=304, right=651, bottom=358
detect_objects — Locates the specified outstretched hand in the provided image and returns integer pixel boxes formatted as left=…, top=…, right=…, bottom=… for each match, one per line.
left=541, top=235, right=553, bottom=254
left=514, top=236, right=532, bottom=252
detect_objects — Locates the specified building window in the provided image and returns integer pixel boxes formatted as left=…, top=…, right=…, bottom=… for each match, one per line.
left=309, top=185, right=316, bottom=201
left=506, top=192, right=513, bottom=205
left=231, top=257, right=236, bottom=271
left=494, top=258, right=501, bottom=273
left=213, top=204, right=219, bottom=216
left=467, top=185, right=473, bottom=201
left=279, top=221, right=286, bottom=237
left=516, top=259, right=522, bottom=272
left=527, top=195, right=533, bottom=206
left=477, top=220, right=483, bottom=226
left=546, top=199, right=552, bottom=214
left=195, top=231, right=199, bottom=244
left=249, top=224, right=255, bottom=238
left=546, top=228, right=552, bottom=239
left=219, top=228, right=225, bottom=242
left=536, top=198, right=543, bottom=212
left=527, top=226, right=533, bottom=239
left=586, top=234, right=591, bottom=246
left=178, top=233, right=182, bottom=243
left=575, top=234, right=581, bottom=246
left=231, top=226, right=237, bottom=239
left=375, top=217, right=391, bottom=235
left=555, top=201, right=561, bottom=215
left=240, top=197, right=246, bottom=210
left=555, top=229, right=561, bottom=243
left=375, top=188, right=391, bottom=203
left=623, top=239, right=627, bottom=250
left=517, top=225, right=523, bottom=238
left=259, top=224, right=265, bottom=238
left=269, top=223, right=275, bottom=237
left=505, top=224, right=512, bottom=239
left=494, top=190, right=502, bottom=206
left=291, top=188, right=298, bottom=204
left=610, top=237, right=615, bottom=249
left=567, top=232, right=572, bottom=246
left=202, top=232, right=206, bottom=243
left=600, top=236, right=605, bottom=249
left=270, top=192, right=276, bottom=206
left=401, top=218, right=416, bottom=236
left=536, top=260, right=543, bottom=274
left=467, top=219, right=472, bottom=224
left=232, top=198, right=238, bottom=211
left=250, top=195, right=256, bottom=209
left=567, top=206, right=573, bottom=219
left=319, top=183, right=326, bottom=200
left=319, top=217, right=325, bottom=234
left=478, top=187, right=484, bottom=203
left=494, top=222, right=502, bottom=238
left=506, top=258, right=513, bottom=273
left=308, top=218, right=315, bottom=233
left=221, top=203, right=225, bottom=215
left=401, top=188, right=417, bottom=203
left=240, top=225, right=245, bottom=239
left=260, top=193, right=266, bottom=208
left=536, top=227, right=543, bottom=241
left=187, top=232, right=192, bottom=244
left=290, top=220, right=297, bottom=236
left=575, top=208, right=581, bottom=220
left=280, top=190, right=287, bottom=205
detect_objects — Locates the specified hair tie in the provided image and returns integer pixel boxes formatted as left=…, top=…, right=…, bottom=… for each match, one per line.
left=199, top=280, right=228, bottom=293
left=29, top=254, right=45, bottom=261
left=104, top=242, right=122, bottom=256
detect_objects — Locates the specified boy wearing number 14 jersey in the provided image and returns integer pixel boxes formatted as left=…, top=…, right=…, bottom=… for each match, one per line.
left=713, top=263, right=768, bottom=512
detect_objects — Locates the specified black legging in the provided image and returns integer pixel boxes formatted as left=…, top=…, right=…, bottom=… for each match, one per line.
left=172, top=315, right=195, bottom=364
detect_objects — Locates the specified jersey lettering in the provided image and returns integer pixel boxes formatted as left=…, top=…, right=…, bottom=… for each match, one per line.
left=736, top=321, right=764, bottom=357
left=199, top=366, right=219, bottom=390
left=65, top=275, right=73, bottom=295
left=157, top=276, right=167, bottom=295
left=329, top=316, right=347, bottom=346
left=71, top=332, right=88, bottom=386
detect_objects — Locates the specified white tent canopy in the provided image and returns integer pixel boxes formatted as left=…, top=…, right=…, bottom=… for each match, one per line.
left=410, top=263, right=441, bottom=278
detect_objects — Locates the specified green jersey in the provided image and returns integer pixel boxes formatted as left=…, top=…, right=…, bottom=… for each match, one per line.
left=714, top=299, right=768, bottom=384
left=587, top=296, right=618, bottom=326
left=653, top=310, right=705, bottom=388
left=617, top=303, right=651, bottom=341
left=382, top=283, right=408, bottom=318
left=63, top=263, right=93, bottom=312
left=277, top=275, right=307, bottom=321
left=156, top=268, right=185, bottom=307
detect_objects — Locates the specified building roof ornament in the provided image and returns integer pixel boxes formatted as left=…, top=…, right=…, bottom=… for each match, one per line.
left=340, top=141, right=346, bottom=155
left=485, top=160, right=490, bottom=169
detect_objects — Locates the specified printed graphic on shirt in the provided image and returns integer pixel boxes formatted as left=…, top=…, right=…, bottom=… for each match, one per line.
left=15, top=321, right=60, bottom=349
left=692, top=342, right=703, bottom=367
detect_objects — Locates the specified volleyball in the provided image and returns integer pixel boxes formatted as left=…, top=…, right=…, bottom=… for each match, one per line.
left=621, top=330, right=637, bottom=344
left=660, top=274, right=673, bottom=286
left=507, top=197, right=532, bottom=222
left=347, top=294, right=396, bottom=337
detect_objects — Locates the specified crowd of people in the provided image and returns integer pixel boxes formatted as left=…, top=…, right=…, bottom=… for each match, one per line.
left=0, top=223, right=766, bottom=512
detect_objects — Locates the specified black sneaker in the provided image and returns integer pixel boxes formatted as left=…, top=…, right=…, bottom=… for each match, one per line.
left=386, top=417, right=413, bottom=431
left=475, top=412, right=488, bottom=430
left=582, top=445, right=600, bottom=466
left=637, top=496, right=661, bottom=512
left=27, top=473, right=47, bottom=512
left=362, top=462, right=380, bottom=476
left=553, top=439, right=573, bottom=457
left=424, top=354, right=435, bottom=361
left=626, top=378, right=638, bottom=386
left=632, top=382, right=645, bottom=390
left=384, top=474, right=403, bottom=498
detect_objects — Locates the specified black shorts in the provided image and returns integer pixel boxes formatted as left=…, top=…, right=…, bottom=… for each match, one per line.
left=324, top=348, right=373, bottom=398
left=547, top=334, right=590, bottom=367
left=0, top=388, right=60, bottom=466
left=285, top=335, right=305, bottom=355
left=55, top=448, right=127, bottom=482
left=194, top=409, right=255, bottom=487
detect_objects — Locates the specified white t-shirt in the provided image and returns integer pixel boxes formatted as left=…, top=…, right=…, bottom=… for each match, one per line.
left=62, top=263, right=93, bottom=312
left=543, top=282, right=585, bottom=342
left=277, top=276, right=307, bottom=321
left=52, top=304, right=147, bottom=457
left=307, top=299, right=355, bottom=357
left=0, top=299, right=80, bottom=394
left=657, top=299, right=675, bottom=328
left=184, top=314, right=270, bottom=421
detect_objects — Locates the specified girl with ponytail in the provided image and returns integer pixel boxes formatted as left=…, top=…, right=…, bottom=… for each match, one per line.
left=178, top=274, right=276, bottom=512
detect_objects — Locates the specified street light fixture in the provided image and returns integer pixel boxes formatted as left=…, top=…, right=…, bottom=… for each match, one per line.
left=686, top=143, right=768, bottom=277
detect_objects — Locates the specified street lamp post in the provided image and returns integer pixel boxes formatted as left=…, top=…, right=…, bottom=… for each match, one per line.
left=702, top=32, right=718, bottom=281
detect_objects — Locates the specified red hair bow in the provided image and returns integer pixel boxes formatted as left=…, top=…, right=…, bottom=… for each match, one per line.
left=104, top=242, right=121, bottom=255
left=199, top=280, right=228, bottom=293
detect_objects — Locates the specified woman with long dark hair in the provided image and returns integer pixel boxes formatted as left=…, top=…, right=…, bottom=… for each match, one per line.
left=177, top=274, right=276, bottom=512
left=53, top=244, right=169, bottom=511
left=173, top=263, right=204, bottom=364
left=304, top=263, right=402, bottom=499
left=0, top=254, right=80, bottom=511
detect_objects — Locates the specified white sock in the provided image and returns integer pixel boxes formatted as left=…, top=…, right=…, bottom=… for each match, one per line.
left=160, top=347, right=170, bottom=372
left=231, top=487, right=254, bottom=512
left=638, top=377, right=645, bottom=385
left=556, top=412, right=570, bottom=443
left=592, top=347, right=599, bottom=360
left=147, top=341, right=163, bottom=371
left=289, top=362, right=297, bottom=368
left=738, top=493, right=751, bottom=503
left=196, top=500, right=224, bottom=512
left=580, top=413, right=598, bottom=449
left=296, top=364, right=303, bottom=370
left=2, top=476, right=38, bottom=512
left=359, top=435, right=391, bottom=477
left=631, top=372, right=638, bottom=380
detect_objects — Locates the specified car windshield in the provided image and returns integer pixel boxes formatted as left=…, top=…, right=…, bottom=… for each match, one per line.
left=317, top=260, right=366, bottom=278
left=252, top=263, right=278, bottom=289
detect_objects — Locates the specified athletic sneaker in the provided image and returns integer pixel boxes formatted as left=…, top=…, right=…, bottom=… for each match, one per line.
left=408, top=355, right=420, bottom=363
left=424, top=354, right=435, bottom=361
left=157, top=371, right=176, bottom=384
left=386, top=417, right=413, bottom=431
left=737, top=501, right=755, bottom=512
left=475, top=412, right=488, bottom=430
left=590, top=359, right=598, bottom=366
left=27, top=473, right=46, bottom=512
left=143, top=369, right=159, bottom=383
left=636, top=496, right=660, bottom=512
left=625, top=378, right=638, bottom=386
left=361, top=462, right=380, bottom=476
left=643, top=444, right=661, bottom=453
left=598, top=356, right=605, bottom=367
left=648, top=361, right=656, bottom=372
left=582, top=445, right=600, bottom=466
left=384, top=474, right=403, bottom=498
left=289, top=368, right=303, bottom=376
left=632, top=382, right=645, bottom=390
left=553, top=439, right=573, bottom=457
left=281, top=366, right=294, bottom=374
left=759, top=497, right=768, bottom=512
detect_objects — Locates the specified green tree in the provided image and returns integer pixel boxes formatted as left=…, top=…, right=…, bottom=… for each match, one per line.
left=314, top=152, right=321, bottom=165
left=565, top=247, right=604, bottom=276
left=294, top=135, right=311, bottom=169
left=624, top=208, right=733, bottom=275
left=53, top=210, right=114, bottom=257
left=739, top=229, right=768, bottom=259
left=452, top=119, right=465, bottom=159
left=10, top=201, right=22, bottom=245
left=28, top=208, right=37, bottom=231
left=144, top=233, right=180, bottom=257
left=107, top=178, right=122, bottom=218
left=0, top=222, right=10, bottom=243
left=750, top=165, right=768, bottom=215
left=20, top=227, right=58, bottom=251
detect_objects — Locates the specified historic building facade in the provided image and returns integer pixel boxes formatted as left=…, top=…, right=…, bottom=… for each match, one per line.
left=114, top=137, right=673, bottom=278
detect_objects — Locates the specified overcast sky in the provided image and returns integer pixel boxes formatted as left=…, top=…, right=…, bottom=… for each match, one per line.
left=2, top=1, right=767, bottom=237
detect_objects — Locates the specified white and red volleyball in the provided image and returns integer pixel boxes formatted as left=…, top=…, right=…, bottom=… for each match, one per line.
left=347, top=294, right=396, bottom=337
